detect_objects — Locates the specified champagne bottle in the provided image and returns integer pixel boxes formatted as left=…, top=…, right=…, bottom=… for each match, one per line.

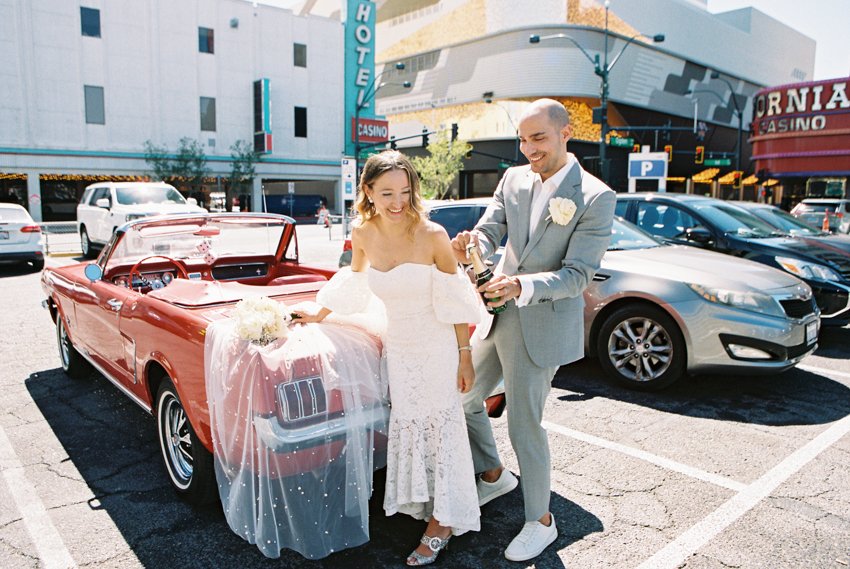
left=466, top=244, right=506, bottom=315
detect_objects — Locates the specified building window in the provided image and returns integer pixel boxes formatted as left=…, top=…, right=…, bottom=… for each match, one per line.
left=80, top=7, right=101, bottom=38
left=199, top=27, right=214, bottom=54
left=84, top=86, right=105, bottom=124
left=294, top=43, right=307, bottom=68
left=200, top=97, right=216, bottom=131
left=294, top=107, right=307, bottom=138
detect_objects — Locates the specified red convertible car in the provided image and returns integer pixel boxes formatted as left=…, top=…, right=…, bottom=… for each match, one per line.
left=41, top=213, right=393, bottom=505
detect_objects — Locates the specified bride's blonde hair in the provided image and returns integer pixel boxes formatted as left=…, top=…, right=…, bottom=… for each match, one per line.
left=354, top=150, right=425, bottom=235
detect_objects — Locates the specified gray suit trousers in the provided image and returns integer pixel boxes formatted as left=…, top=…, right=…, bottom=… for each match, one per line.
left=463, top=303, right=559, bottom=522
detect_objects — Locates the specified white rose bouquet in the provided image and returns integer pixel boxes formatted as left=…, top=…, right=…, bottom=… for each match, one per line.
left=547, top=197, right=577, bottom=226
left=232, top=296, right=292, bottom=346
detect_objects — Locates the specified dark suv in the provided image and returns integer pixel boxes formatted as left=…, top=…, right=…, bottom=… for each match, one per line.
left=616, top=193, right=850, bottom=326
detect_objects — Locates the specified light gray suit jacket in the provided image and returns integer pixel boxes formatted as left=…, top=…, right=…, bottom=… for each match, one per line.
left=474, top=157, right=615, bottom=368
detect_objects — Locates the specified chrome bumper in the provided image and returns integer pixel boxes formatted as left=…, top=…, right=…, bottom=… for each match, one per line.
left=253, top=404, right=390, bottom=453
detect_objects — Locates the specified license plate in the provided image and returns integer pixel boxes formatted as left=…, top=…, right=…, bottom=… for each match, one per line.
left=0, top=231, right=8, bottom=240
left=806, top=321, right=818, bottom=344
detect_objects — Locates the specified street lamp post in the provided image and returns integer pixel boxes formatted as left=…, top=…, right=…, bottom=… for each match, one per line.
left=482, top=92, right=519, bottom=163
left=529, top=0, right=664, bottom=184
left=687, top=80, right=744, bottom=173
left=710, top=71, right=744, bottom=174
left=349, top=62, right=410, bottom=234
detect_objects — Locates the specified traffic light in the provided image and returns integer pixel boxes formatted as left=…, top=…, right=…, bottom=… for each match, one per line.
left=632, top=143, right=641, bottom=153
left=422, top=132, right=430, bottom=147
left=732, top=171, right=742, bottom=189
left=664, top=145, right=673, bottom=162
left=389, top=136, right=397, bottom=150
left=465, top=148, right=473, bottom=159
left=695, top=145, right=705, bottom=165
left=450, top=123, right=459, bottom=142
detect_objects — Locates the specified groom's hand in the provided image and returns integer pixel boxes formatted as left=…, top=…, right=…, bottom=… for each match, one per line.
left=480, top=274, right=521, bottom=307
left=451, top=231, right=479, bottom=265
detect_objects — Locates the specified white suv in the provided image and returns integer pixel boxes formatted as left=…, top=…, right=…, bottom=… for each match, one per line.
left=791, top=198, right=850, bottom=234
left=77, top=182, right=206, bottom=258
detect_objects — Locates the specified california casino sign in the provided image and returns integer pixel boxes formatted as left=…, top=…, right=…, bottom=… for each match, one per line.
left=751, top=78, right=850, bottom=176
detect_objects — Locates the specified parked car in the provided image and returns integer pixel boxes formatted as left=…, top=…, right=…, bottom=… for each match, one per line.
left=42, top=213, right=501, bottom=503
left=341, top=198, right=819, bottom=390
left=338, top=199, right=495, bottom=267
left=733, top=201, right=850, bottom=256
left=791, top=198, right=850, bottom=234
left=77, top=182, right=206, bottom=259
left=0, top=203, right=44, bottom=271
left=616, top=193, right=850, bottom=326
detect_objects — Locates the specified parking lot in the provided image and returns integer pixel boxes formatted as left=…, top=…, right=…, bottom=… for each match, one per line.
left=1, top=223, right=849, bottom=568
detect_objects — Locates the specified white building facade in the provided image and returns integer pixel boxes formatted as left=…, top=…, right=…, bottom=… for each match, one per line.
left=1, top=0, right=345, bottom=221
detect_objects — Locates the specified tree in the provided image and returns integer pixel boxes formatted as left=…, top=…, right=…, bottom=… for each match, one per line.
left=143, top=138, right=209, bottom=190
left=411, top=133, right=472, bottom=200
left=228, top=140, right=259, bottom=212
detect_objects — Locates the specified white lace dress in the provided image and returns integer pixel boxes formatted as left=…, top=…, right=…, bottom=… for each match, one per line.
left=317, top=264, right=482, bottom=534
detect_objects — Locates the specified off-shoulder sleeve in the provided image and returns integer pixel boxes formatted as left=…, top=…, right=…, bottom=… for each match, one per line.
left=316, top=267, right=373, bottom=314
left=431, top=266, right=482, bottom=324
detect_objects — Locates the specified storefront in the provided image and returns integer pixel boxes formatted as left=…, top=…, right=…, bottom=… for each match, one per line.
left=750, top=77, right=850, bottom=209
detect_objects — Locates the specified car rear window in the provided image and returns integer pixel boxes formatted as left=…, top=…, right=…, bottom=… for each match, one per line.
left=798, top=203, right=840, bottom=213
left=0, top=207, right=31, bottom=222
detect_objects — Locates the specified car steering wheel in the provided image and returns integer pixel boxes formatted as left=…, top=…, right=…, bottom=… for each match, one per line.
left=129, top=255, right=189, bottom=290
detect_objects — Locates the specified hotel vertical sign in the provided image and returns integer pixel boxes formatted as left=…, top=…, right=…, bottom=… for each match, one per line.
left=344, top=0, right=376, bottom=156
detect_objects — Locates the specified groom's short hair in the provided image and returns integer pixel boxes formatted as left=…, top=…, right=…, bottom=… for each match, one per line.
left=529, top=98, right=571, bottom=129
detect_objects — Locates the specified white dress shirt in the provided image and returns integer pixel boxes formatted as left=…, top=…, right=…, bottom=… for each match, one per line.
left=515, top=157, right=576, bottom=307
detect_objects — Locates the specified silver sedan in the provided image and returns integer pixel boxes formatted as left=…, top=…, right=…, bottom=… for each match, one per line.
left=587, top=219, right=820, bottom=390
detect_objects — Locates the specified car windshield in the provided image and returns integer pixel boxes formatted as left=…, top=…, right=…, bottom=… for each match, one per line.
left=609, top=218, right=662, bottom=250
left=115, top=186, right=187, bottom=206
left=753, top=207, right=824, bottom=236
left=692, top=203, right=779, bottom=237
left=797, top=202, right=840, bottom=213
left=0, top=207, right=31, bottom=222
left=105, top=217, right=287, bottom=269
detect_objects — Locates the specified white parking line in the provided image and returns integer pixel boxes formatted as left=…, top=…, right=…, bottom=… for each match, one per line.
left=637, top=413, right=850, bottom=569
left=543, top=421, right=747, bottom=492
left=798, top=363, right=850, bottom=381
left=0, top=425, right=77, bottom=569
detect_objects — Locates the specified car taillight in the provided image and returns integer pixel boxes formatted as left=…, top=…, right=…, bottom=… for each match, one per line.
left=21, top=225, right=41, bottom=233
left=277, top=376, right=327, bottom=423
left=342, top=238, right=352, bottom=252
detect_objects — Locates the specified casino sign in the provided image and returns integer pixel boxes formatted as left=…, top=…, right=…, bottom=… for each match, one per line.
left=751, top=78, right=850, bottom=178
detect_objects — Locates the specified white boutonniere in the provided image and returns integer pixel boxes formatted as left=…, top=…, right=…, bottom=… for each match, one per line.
left=233, top=296, right=293, bottom=346
left=547, top=197, right=577, bottom=226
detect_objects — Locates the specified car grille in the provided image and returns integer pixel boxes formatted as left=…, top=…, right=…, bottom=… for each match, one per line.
left=780, top=297, right=818, bottom=319
left=277, top=376, right=327, bottom=423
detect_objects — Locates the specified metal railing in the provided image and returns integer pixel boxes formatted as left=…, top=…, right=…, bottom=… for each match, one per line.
left=39, top=222, right=81, bottom=256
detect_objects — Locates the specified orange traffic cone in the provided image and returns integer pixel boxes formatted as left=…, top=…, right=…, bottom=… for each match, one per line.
left=822, top=213, right=830, bottom=232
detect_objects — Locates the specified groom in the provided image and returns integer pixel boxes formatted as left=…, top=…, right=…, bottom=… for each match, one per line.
left=451, top=98, right=615, bottom=561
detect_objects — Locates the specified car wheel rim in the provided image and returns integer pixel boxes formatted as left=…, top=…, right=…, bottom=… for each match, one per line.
left=159, top=394, right=193, bottom=489
left=608, top=316, right=673, bottom=382
left=81, top=231, right=89, bottom=255
left=58, top=320, right=71, bottom=369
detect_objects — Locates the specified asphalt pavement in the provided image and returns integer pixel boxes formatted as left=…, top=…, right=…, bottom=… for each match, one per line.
left=1, top=225, right=849, bottom=568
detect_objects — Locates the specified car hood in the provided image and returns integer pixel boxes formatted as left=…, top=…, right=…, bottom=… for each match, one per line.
left=121, top=203, right=207, bottom=214
left=601, top=245, right=802, bottom=291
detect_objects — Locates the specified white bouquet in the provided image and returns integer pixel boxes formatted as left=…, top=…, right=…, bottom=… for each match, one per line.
left=232, top=296, right=292, bottom=346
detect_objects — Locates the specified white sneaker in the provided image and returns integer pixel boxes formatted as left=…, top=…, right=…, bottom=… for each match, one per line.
left=504, top=515, right=557, bottom=562
left=477, top=469, right=519, bottom=507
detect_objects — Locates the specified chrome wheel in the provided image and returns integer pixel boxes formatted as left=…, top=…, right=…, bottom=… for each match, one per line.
left=58, top=319, right=71, bottom=370
left=55, top=314, right=88, bottom=379
left=81, top=228, right=94, bottom=259
left=608, top=317, right=674, bottom=382
left=158, top=390, right=193, bottom=490
left=597, top=304, right=685, bottom=391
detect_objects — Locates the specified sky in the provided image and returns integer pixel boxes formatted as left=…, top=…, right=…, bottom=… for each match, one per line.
left=706, top=0, right=850, bottom=80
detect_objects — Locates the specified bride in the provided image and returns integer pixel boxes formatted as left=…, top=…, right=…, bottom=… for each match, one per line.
left=293, top=150, right=482, bottom=565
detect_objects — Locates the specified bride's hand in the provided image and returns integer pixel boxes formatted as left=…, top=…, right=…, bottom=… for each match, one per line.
left=457, top=354, right=475, bottom=393
left=289, top=301, right=330, bottom=324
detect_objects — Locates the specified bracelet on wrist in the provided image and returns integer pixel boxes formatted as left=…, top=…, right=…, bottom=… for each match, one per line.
left=458, top=345, right=472, bottom=352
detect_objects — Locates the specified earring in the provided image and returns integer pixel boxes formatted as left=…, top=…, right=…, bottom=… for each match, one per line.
left=367, top=197, right=373, bottom=204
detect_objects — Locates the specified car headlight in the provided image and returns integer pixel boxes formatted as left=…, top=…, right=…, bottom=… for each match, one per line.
left=687, top=283, right=786, bottom=318
left=775, top=256, right=841, bottom=282
left=126, top=213, right=148, bottom=222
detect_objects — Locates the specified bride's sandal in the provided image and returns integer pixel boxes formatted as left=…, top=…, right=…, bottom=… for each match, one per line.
left=406, top=534, right=451, bottom=566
